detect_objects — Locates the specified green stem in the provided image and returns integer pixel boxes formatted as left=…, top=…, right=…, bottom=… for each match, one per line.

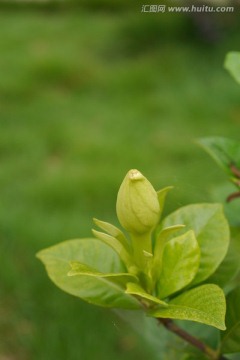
left=131, top=231, right=152, bottom=269
left=131, top=231, right=153, bottom=292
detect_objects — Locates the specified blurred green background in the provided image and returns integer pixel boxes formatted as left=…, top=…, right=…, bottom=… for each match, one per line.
left=1, top=1, right=240, bottom=359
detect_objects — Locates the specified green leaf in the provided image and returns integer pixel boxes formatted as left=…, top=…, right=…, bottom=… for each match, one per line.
left=157, top=186, right=173, bottom=219
left=149, top=284, right=226, bottom=330
left=152, top=224, right=185, bottom=283
left=92, top=229, right=134, bottom=270
left=161, top=204, right=230, bottom=285
left=68, top=261, right=138, bottom=287
left=206, top=228, right=240, bottom=290
left=197, top=136, right=240, bottom=175
left=221, top=287, right=240, bottom=354
left=125, top=282, right=168, bottom=307
left=154, top=224, right=186, bottom=251
left=224, top=51, right=240, bottom=84
left=36, top=238, right=140, bottom=309
left=93, top=218, right=131, bottom=252
left=115, top=309, right=180, bottom=359
left=156, top=230, right=200, bottom=299
left=177, top=321, right=220, bottom=353
left=211, top=183, right=240, bottom=227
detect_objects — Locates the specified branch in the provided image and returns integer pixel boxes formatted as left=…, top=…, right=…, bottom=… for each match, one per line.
left=226, top=191, right=240, bottom=203
left=230, top=163, right=240, bottom=179
left=158, top=318, right=228, bottom=360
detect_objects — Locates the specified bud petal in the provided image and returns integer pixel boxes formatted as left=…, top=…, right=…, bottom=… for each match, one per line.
left=116, top=169, right=160, bottom=234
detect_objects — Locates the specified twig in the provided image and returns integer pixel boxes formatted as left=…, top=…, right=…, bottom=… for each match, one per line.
left=158, top=318, right=228, bottom=360
left=226, top=191, right=240, bottom=203
left=230, top=163, right=240, bottom=179
left=226, top=164, right=240, bottom=202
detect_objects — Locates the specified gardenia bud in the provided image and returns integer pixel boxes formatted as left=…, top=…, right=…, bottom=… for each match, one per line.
left=116, top=169, right=160, bottom=235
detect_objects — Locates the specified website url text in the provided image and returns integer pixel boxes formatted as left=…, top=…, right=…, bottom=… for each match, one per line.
left=141, top=4, right=235, bottom=13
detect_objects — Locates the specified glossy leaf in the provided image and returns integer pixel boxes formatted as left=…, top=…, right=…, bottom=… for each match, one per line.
left=149, top=284, right=226, bottom=330
left=152, top=224, right=185, bottom=284
left=198, top=136, right=240, bottom=175
left=156, top=230, right=200, bottom=299
left=154, top=224, right=186, bottom=254
left=206, top=228, right=240, bottom=290
left=177, top=321, right=220, bottom=351
left=116, top=309, right=181, bottom=359
left=161, top=204, right=229, bottom=285
left=221, top=287, right=240, bottom=354
left=125, top=282, right=168, bottom=307
left=211, top=183, right=240, bottom=227
left=224, top=51, right=240, bottom=84
left=68, top=261, right=138, bottom=287
left=117, top=310, right=216, bottom=360
left=36, top=238, right=140, bottom=309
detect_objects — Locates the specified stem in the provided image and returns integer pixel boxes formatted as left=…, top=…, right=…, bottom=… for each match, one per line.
left=230, top=163, right=240, bottom=179
left=158, top=318, right=228, bottom=360
left=131, top=231, right=152, bottom=270
left=131, top=231, right=153, bottom=292
left=226, top=191, right=240, bottom=203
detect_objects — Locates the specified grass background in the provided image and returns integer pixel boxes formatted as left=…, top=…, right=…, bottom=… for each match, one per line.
left=0, top=4, right=240, bottom=360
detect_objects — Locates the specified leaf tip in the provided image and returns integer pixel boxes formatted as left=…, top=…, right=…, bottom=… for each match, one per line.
left=35, top=250, right=44, bottom=262
left=157, top=185, right=174, bottom=193
left=92, top=228, right=98, bottom=237
left=92, top=218, right=100, bottom=225
left=143, top=250, right=153, bottom=258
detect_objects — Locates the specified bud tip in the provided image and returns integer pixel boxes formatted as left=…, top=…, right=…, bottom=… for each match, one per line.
left=128, top=169, right=144, bottom=181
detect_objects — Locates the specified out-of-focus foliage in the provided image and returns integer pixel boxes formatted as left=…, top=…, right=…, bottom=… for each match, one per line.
left=0, top=2, right=240, bottom=360
left=225, top=52, right=240, bottom=84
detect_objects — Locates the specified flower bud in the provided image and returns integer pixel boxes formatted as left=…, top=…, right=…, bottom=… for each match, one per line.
left=116, top=169, right=160, bottom=235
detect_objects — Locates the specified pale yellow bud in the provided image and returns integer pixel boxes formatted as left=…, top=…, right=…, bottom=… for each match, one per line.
left=116, top=169, right=160, bottom=235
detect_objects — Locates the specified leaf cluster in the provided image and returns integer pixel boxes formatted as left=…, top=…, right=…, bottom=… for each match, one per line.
left=37, top=186, right=230, bottom=345
left=36, top=51, right=240, bottom=360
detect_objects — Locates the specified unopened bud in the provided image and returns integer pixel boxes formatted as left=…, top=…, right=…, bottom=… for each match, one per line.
left=116, top=169, right=160, bottom=235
